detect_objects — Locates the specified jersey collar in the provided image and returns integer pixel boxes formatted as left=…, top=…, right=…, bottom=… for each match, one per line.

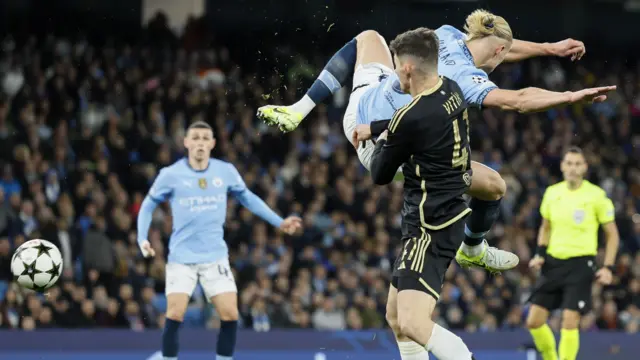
left=183, top=157, right=210, bottom=173
left=457, top=39, right=475, bottom=65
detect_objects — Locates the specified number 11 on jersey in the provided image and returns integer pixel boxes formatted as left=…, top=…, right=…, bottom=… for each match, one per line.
left=452, top=109, right=470, bottom=171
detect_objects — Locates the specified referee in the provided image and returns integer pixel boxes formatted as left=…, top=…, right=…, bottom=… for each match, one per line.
left=526, top=146, right=620, bottom=360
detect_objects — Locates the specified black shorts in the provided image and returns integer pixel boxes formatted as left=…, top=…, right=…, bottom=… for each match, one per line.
left=529, top=255, right=596, bottom=313
left=391, top=219, right=465, bottom=300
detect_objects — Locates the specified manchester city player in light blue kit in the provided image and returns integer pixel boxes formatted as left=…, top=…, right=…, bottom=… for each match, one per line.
left=137, top=121, right=302, bottom=360
left=258, top=9, right=615, bottom=280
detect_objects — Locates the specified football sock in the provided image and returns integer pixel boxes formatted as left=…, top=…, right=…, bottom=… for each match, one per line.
left=162, top=318, right=182, bottom=359
left=397, top=340, right=430, bottom=359
left=559, top=328, right=579, bottom=360
left=425, top=324, right=473, bottom=360
left=293, top=38, right=358, bottom=117
left=216, top=320, right=238, bottom=359
left=462, top=198, right=502, bottom=255
left=529, top=324, right=558, bottom=360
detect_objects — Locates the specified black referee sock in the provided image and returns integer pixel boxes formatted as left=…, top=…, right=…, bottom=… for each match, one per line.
left=216, top=320, right=238, bottom=359
left=464, top=198, right=502, bottom=247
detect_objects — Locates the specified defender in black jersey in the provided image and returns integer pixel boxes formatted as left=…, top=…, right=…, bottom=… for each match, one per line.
left=374, top=28, right=476, bottom=360
left=371, top=76, right=472, bottom=300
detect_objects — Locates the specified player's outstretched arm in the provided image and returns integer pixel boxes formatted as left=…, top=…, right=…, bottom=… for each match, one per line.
left=233, top=190, right=302, bottom=234
left=482, top=86, right=616, bottom=113
left=505, top=38, right=586, bottom=63
left=228, top=164, right=302, bottom=234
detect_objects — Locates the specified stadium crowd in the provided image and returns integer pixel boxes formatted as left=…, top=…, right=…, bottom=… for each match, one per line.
left=0, top=15, right=639, bottom=334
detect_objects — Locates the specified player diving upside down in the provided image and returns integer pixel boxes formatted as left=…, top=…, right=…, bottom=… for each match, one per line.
left=257, top=9, right=616, bottom=274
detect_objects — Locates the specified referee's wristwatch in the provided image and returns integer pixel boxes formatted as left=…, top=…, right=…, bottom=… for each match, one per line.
left=604, top=265, right=615, bottom=272
left=535, top=245, right=547, bottom=258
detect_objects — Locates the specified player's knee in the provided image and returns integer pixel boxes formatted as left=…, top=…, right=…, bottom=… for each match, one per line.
left=356, top=30, right=385, bottom=45
left=525, top=313, right=547, bottom=329
left=397, top=315, right=420, bottom=340
left=217, top=303, right=239, bottom=321
left=385, top=309, right=400, bottom=333
left=166, top=306, right=187, bottom=322
left=561, top=310, right=580, bottom=330
left=487, top=173, right=506, bottom=200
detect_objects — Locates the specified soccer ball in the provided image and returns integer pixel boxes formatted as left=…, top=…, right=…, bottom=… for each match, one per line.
left=11, top=239, right=63, bottom=291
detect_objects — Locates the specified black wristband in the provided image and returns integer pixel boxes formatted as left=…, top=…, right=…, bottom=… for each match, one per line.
left=536, top=246, right=547, bottom=257
left=605, top=265, right=615, bottom=272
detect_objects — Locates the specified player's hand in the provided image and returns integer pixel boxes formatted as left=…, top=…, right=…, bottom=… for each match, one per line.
left=280, top=216, right=303, bottom=235
left=351, top=124, right=373, bottom=148
left=529, top=255, right=545, bottom=271
left=569, top=86, right=617, bottom=104
left=549, top=38, right=586, bottom=61
left=140, top=240, right=156, bottom=258
left=595, top=267, right=613, bottom=285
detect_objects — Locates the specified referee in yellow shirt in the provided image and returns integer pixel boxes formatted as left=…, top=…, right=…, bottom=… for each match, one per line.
left=526, top=146, right=620, bottom=360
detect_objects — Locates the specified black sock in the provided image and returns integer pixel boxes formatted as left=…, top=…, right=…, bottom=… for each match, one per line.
left=216, top=320, right=238, bottom=358
left=306, top=38, right=358, bottom=103
left=162, top=318, right=182, bottom=357
left=464, top=198, right=502, bottom=246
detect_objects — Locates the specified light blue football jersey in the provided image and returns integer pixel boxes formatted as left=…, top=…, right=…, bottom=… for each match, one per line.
left=357, top=25, right=498, bottom=125
left=137, top=158, right=283, bottom=264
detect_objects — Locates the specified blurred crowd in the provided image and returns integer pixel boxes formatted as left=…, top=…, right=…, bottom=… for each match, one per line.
left=0, top=14, right=639, bottom=333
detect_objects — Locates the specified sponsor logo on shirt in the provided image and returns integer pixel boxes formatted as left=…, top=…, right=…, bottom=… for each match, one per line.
left=178, top=195, right=226, bottom=212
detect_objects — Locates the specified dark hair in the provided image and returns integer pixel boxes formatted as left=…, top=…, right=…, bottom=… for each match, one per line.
left=187, top=120, right=213, bottom=132
left=564, top=146, right=583, bottom=156
left=389, top=27, right=439, bottom=73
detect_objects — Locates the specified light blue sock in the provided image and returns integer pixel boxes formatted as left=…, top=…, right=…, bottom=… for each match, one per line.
left=216, top=356, right=232, bottom=360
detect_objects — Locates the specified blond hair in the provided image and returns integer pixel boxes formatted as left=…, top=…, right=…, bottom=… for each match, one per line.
left=464, top=9, right=512, bottom=42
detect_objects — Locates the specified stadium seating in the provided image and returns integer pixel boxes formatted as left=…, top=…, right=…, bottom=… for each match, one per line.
left=0, top=15, right=637, bottom=334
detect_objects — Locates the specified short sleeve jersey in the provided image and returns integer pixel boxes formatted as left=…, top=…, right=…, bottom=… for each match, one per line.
left=540, top=180, right=615, bottom=259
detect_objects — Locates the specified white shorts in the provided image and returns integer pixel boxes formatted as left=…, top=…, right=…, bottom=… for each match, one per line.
left=165, top=258, right=237, bottom=301
left=343, top=62, right=395, bottom=171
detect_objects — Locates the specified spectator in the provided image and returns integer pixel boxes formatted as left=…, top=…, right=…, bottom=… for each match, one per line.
left=312, top=297, right=346, bottom=330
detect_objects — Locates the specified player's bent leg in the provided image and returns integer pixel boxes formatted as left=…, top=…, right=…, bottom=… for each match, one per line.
left=386, top=282, right=430, bottom=360
left=341, top=30, right=395, bottom=170
left=258, top=32, right=364, bottom=132
left=395, top=278, right=474, bottom=360
left=559, top=310, right=581, bottom=360
left=163, top=263, right=198, bottom=360
left=354, top=30, right=393, bottom=69
left=396, top=288, right=438, bottom=346
left=466, top=161, right=506, bottom=201
left=456, top=161, right=518, bottom=273
left=526, top=305, right=558, bottom=360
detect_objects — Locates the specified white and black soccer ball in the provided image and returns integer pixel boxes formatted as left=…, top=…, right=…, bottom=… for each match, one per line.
left=11, top=239, right=63, bottom=292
